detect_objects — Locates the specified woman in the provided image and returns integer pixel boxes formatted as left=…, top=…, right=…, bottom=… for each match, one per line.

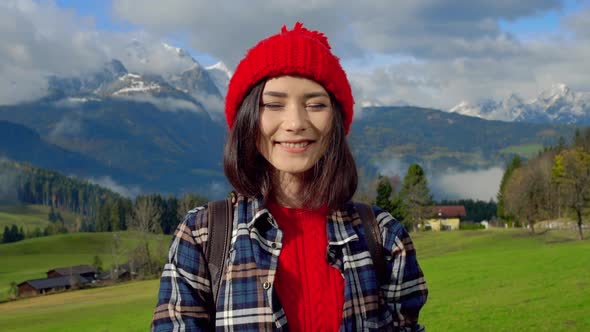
left=152, top=22, right=428, bottom=331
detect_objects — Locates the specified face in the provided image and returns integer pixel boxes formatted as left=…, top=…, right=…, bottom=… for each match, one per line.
left=257, top=76, right=333, bottom=177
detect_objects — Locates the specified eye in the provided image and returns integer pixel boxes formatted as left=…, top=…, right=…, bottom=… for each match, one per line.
left=306, top=103, right=328, bottom=111
left=261, top=103, right=284, bottom=110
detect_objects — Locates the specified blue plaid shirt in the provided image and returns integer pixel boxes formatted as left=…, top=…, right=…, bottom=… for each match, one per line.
left=151, top=195, right=428, bottom=331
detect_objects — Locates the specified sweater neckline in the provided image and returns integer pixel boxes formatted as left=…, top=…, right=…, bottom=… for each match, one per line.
left=266, top=200, right=329, bottom=218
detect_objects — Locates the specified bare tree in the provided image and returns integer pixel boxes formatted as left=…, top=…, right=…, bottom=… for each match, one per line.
left=128, top=195, right=163, bottom=276
left=504, top=161, right=552, bottom=233
left=176, top=193, right=207, bottom=222
left=110, top=233, right=124, bottom=281
left=129, top=195, right=162, bottom=234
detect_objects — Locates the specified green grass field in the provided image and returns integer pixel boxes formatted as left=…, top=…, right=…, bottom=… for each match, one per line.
left=412, top=229, right=590, bottom=331
left=0, top=279, right=159, bottom=332
left=0, top=231, right=170, bottom=301
left=0, top=229, right=588, bottom=331
left=500, top=144, right=544, bottom=159
left=0, top=202, right=79, bottom=232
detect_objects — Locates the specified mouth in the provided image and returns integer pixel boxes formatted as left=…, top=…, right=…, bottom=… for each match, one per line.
left=274, top=140, right=315, bottom=150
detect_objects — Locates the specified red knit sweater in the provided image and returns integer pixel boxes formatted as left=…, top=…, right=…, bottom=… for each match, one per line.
left=267, top=201, right=345, bottom=332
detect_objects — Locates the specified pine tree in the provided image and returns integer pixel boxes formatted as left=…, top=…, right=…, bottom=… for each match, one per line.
left=374, top=176, right=393, bottom=212
left=48, top=206, right=57, bottom=223
left=398, top=164, right=432, bottom=232
left=2, top=226, right=10, bottom=243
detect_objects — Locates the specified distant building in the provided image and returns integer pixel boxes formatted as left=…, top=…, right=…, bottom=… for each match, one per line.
left=424, top=205, right=466, bottom=231
left=46, top=265, right=97, bottom=280
left=17, top=275, right=91, bottom=297
left=98, top=263, right=133, bottom=282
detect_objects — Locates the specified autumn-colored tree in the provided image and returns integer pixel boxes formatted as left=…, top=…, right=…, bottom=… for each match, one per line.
left=504, top=161, right=552, bottom=233
left=497, top=156, right=522, bottom=225
left=553, top=147, right=590, bottom=240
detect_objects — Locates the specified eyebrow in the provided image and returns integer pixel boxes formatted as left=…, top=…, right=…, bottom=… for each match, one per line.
left=263, top=91, right=330, bottom=99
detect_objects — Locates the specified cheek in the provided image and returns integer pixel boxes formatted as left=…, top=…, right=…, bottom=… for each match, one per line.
left=257, top=117, right=275, bottom=156
left=313, top=111, right=334, bottom=138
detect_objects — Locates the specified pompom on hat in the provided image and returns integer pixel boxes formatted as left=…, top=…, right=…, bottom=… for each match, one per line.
left=225, top=22, right=355, bottom=135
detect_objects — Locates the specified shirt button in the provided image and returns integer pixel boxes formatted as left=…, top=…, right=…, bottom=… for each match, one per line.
left=262, top=281, right=271, bottom=290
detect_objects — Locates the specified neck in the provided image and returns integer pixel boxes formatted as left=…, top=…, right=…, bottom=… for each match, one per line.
left=271, top=172, right=305, bottom=208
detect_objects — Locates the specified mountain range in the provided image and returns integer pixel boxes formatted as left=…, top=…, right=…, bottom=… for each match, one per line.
left=449, top=84, right=590, bottom=125
left=0, top=41, right=582, bottom=199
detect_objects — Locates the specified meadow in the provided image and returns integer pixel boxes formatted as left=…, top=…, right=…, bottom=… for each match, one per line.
left=499, top=144, right=544, bottom=159
left=0, top=231, right=169, bottom=301
left=0, top=203, right=63, bottom=232
left=0, top=227, right=588, bottom=331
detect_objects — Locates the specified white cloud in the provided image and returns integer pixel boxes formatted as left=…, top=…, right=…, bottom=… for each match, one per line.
left=0, top=160, right=20, bottom=200
left=375, top=157, right=407, bottom=178
left=107, top=36, right=197, bottom=78
left=88, top=176, right=142, bottom=198
left=110, top=0, right=590, bottom=111
left=2, top=0, right=589, bottom=114
left=0, top=0, right=109, bottom=105
left=112, top=0, right=562, bottom=65
left=349, top=35, right=590, bottom=109
left=432, top=167, right=504, bottom=201
left=113, top=95, right=205, bottom=113
left=374, top=156, right=504, bottom=200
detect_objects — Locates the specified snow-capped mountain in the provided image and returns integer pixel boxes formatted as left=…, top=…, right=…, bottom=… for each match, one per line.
left=114, top=40, right=225, bottom=118
left=49, top=60, right=202, bottom=106
left=206, top=62, right=232, bottom=97
left=48, top=59, right=128, bottom=96
left=45, top=41, right=233, bottom=117
left=449, top=84, right=590, bottom=125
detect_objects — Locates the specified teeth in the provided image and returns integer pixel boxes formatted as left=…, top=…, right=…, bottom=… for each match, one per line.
left=280, top=142, right=310, bottom=148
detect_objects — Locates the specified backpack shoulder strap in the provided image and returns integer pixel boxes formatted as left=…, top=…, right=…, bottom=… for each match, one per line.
left=206, top=198, right=233, bottom=306
left=354, top=202, right=388, bottom=285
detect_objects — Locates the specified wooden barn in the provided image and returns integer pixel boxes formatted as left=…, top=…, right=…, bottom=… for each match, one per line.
left=17, top=275, right=91, bottom=297
left=46, top=265, right=97, bottom=280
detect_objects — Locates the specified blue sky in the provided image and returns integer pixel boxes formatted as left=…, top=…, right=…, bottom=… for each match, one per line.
left=498, top=0, right=584, bottom=38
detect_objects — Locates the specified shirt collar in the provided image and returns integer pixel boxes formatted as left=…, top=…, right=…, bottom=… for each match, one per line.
left=241, top=194, right=359, bottom=245
left=326, top=202, right=360, bottom=246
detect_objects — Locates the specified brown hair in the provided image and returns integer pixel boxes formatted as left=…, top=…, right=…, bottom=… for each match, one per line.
left=223, top=80, right=357, bottom=210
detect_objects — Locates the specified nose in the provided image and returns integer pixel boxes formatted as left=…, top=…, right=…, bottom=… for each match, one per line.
left=282, top=103, right=308, bottom=132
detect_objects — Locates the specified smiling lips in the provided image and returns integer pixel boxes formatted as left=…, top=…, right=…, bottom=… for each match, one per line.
left=275, top=140, right=315, bottom=152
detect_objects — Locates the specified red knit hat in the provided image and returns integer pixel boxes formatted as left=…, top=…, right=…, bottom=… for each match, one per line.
left=225, top=22, right=355, bottom=135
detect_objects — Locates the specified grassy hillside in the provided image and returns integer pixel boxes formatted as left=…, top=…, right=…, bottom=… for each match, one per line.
left=0, top=232, right=169, bottom=301
left=0, top=279, right=159, bottom=332
left=413, top=229, right=590, bottom=331
left=500, top=143, right=544, bottom=159
left=0, top=203, right=78, bottom=232
left=0, top=228, right=588, bottom=331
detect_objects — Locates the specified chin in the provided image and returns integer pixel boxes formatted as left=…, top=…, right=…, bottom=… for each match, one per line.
left=274, top=163, right=314, bottom=175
